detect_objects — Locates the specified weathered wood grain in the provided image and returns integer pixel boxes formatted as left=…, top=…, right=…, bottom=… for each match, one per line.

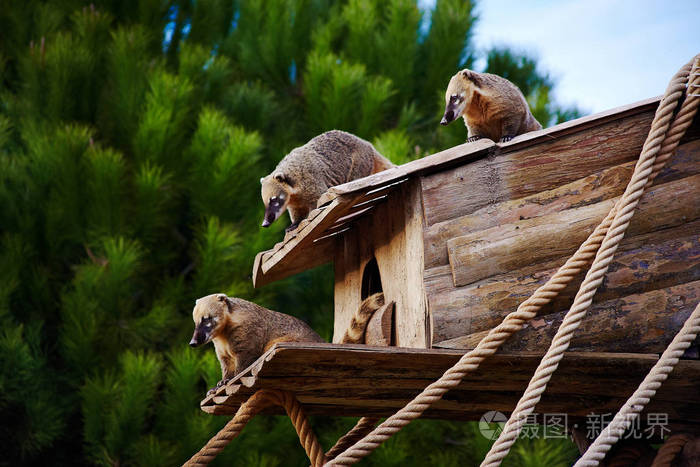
left=421, top=109, right=658, bottom=227
left=429, top=222, right=700, bottom=343
left=199, top=342, right=700, bottom=423
left=435, top=280, right=700, bottom=353
left=424, top=138, right=700, bottom=269
left=446, top=173, right=700, bottom=287
left=333, top=180, right=428, bottom=348
left=365, top=301, right=394, bottom=346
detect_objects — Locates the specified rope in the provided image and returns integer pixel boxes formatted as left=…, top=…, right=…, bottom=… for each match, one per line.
left=574, top=302, right=700, bottom=466
left=327, top=54, right=700, bottom=466
left=184, top=390, right=324, bottom=467
left=651, top=433, right=693, bottom=467
left=482, top=54, right=700, bottom=467
left=323, top=418, right=380, bottom=463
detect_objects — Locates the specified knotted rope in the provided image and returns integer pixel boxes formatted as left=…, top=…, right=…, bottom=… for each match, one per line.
left=327, top=53, right=700, bottom=466
left=184, top=389, right=323, bottom=467
left=481, top=53, right=699, bottom=467
left=651, top=433, right=693, bottom=467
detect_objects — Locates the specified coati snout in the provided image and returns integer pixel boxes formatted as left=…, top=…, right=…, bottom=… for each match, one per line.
left=189, top=293, right=229, bottom=347
left=260, top=173, right=291, bottom=228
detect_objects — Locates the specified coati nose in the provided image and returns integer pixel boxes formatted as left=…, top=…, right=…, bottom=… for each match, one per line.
left=261, top=219, right=271, bottom=228
left=441, top=111, right=454, bottom=125
left=189, top=337, right=198, bottom=347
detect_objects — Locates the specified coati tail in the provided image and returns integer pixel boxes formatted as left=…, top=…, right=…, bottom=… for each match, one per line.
left=342, top=293, right=385, bottom=344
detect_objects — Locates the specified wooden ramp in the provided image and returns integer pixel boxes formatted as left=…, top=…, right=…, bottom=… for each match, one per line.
left=200, top=343, right=700, bottom=432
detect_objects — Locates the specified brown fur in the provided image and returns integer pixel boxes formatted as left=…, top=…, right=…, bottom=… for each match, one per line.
left=342, top=293, right=385, bottom=344
left=189, top=294, right=324, bottom=391
left=441, top=69, right=542, bottom=142
left=260, top=130, right=395, bottom=232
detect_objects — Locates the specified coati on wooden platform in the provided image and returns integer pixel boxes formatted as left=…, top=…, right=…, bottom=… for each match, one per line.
left=190, top=292, right=385, bottom=393
left=440, top=69, right=542, bottom=142
left=260, top=130, right=394, bottom=232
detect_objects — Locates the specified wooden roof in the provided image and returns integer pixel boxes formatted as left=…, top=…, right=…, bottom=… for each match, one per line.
left=252, top=96, right=663, bottom=287
left=200, top=343, right=700, bottom=430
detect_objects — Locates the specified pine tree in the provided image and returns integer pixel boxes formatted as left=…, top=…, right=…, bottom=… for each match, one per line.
left=0, top=1, right=581, bottom=465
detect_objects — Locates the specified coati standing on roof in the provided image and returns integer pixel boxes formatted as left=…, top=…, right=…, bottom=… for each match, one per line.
left=260, top=130, right=395, bottom=232
left=440, top=69, right=542, bottom=142
left=189, top=293, right=386, bottom=393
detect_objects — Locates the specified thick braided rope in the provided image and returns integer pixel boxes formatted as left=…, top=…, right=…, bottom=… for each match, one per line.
left=323, top=417, right=380, bottom=463
left=184, top=389, right=324, bottom=467
left=651, top=433, right=693, bottom=467
left=327, top=54, right=699, bottom=467
left=481, top=54, right=699, bottom=467
left=574, top=302, right=700, bottom=466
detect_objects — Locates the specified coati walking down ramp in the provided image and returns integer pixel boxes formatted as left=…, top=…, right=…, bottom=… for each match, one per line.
left=440, top=69, right=542, bottom=142
left=260, top=130, right=395, bottom=232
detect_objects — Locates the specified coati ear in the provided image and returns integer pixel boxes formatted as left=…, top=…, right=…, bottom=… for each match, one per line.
left=260, top=177, right=264, bottom=184
left=216, top=293, right=227, bottom=302
left=461, top=69, right=482, bottom=87
left=274, top=172, right=294, bottom=187
left=224, top=297, right=236, bottom=312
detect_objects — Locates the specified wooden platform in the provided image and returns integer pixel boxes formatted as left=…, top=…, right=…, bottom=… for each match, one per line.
left=200, top=343, right=700, bottom=432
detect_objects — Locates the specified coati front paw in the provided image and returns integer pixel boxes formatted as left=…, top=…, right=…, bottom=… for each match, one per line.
left=499, top=135, right=514, bottom=143
left=467, top=135, right=484, bottom=142
left=285, top=221, right=301, bottom=233
left=207, top=378, right=232, bottom=395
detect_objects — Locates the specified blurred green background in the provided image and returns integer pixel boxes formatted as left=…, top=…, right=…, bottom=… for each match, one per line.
left=0, top=0, right=581, bottom=465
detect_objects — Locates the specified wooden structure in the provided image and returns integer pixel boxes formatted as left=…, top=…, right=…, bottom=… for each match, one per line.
left=204, top=96, right=700, bottom=432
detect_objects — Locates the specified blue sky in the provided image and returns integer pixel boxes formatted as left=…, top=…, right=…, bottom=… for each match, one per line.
left=436, top=0, right=700, bottom=114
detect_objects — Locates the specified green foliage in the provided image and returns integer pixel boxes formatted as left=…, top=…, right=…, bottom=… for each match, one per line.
left=0, top=0, right=583, bottom=464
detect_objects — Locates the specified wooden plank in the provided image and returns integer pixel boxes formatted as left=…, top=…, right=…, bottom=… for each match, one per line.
left=435, top=280, right=700, bottom=353
left=365, top=301, right=394, bottom=346
left=200, top=343, right=700, bottom=422
left=332, top=221, right=375, bottom=343
left=424, top=138, right=700, bottom=269
left=371, top=179, right=429, bottom=348
left=446, top=173, right=700, bottom=287
left=494, top=96, right=661, bottom=153
left=429, top=222, right=700, bottom=343
left=421, top=109, right=658, bottom=226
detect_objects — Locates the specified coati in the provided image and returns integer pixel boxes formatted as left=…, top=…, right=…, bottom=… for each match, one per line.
left=189, top=293, right=324, bottom=392
left=260, top=130, right=395, bottom=232
left=189, top=293, right=386, bottom=392
left=440, top=69, right=542, bottom=142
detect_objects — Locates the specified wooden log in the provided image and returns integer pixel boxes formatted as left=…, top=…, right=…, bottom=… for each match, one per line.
left=423, top=138, right=700, bottom=269
left=365, top=301, right=394, bottom=346
left=421, top=108, right=658, bottom=227
left=429, top=221, right=700, bottom=343
left=446, top=172, right=700, bottom=287
left=435, top=280, right=700, bottom=353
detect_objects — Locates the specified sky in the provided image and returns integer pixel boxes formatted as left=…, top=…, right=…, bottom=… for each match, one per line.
left=445, top=0, right=700, bottom=114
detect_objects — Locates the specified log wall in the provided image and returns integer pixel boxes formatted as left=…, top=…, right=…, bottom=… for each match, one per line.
left=423, top=106, right=700, bottom=352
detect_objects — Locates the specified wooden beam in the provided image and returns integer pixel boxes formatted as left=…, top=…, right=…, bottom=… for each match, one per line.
left=421, top=107, right=659, bottom=226
left=445, top=172, right=700, bottom=287
left=199, top=343, right=700, bottom=422
left=429, top=221, right=700, bottom=343
left=435, top=280, right=700, bottom=353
